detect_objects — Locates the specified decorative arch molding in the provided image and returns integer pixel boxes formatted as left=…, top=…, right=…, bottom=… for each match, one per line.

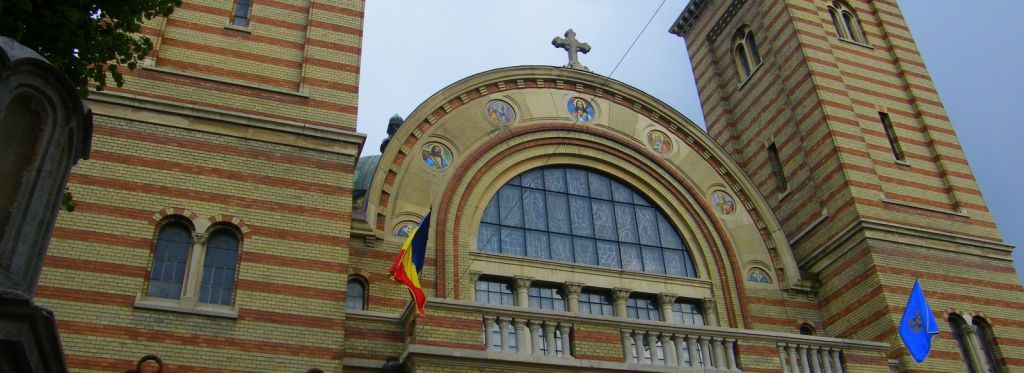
left=150, top=207, right=199, bottom=227
left=206, top=214, right=251, bottom=239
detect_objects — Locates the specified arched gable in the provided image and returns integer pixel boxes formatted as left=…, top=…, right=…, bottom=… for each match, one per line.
left=364, top=66, right=803, bottom=327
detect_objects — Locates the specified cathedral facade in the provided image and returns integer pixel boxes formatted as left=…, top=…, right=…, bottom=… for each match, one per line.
left=33, top=1, right=1021, bottom=372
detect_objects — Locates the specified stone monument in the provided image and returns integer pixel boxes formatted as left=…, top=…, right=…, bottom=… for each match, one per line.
left=0, top=36, right=93, bottom=372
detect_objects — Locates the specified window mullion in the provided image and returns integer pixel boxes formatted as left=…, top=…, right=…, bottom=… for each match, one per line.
left=181, top=232, right=206, bottom=305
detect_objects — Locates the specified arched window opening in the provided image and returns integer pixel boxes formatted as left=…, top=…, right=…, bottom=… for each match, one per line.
left=949, top=314, right=980, bottom=373
left=346, top=276, right=368, bottom=310
left=199, top=228, right=240, bottom=305
left=830, top=2, right=867, bottom=43
left=732, top=26, right=763, bottom=81
left=147, top=221, right=192, bottom=299
left=799, top=323, right=815, bottom=336
left=476, top=167, right=698, bottom=278
left=973, top=317, right=1004, bottom=373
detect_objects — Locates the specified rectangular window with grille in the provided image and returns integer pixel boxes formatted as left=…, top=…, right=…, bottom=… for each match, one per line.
left=475, top=278, right=514, bottom=306
left=626, top=295, right=661, bottom=321
left=528, top=283, right=566, bottom=311
left=879, top=112, right=905, bottom=161
left=579, top=290, right=614, bottom=316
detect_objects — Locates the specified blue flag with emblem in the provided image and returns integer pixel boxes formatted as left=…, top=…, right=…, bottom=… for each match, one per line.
left=899, top=279, right=939, bottom=363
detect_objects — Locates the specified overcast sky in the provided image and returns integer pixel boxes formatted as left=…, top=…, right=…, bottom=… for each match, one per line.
left=356, top=1, right=1024, bottom=285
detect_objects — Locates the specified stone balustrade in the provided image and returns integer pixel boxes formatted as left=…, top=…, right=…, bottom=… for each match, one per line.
left=483, top=315, right=572, bottom=358
left=777, top=343, right=845, bottom=373
left=621, top=328, right=739, bottom=371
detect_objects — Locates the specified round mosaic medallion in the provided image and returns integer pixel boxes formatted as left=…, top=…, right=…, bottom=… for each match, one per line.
left=486, top=100, right=515, bottom=125
left=567, top=97, right=595, bottom=122
left=710, top=190, right=736, bottom=216
left=647, top=130, right=672, bottom=154
left=421, top=142, right=453, bottom=171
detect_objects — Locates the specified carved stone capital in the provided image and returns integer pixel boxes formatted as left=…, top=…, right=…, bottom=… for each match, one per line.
left=513, top=276, right=533, bottom=290
left=565, top=282, right=584, bottom=296
left=612, top=288, right=631, bottom=302
left=658, top=293, right=677, bottom=305
left=191, top=232, right=208, bottom=243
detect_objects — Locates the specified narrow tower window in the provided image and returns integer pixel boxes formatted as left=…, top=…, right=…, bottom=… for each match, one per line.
left=829, top=1, right=867, bottom=43
left=232, top=0, right=252, bottom=27
left=767, top=143, right=788, bottom=192
left=949, top=314, right=980, bottom=373
left=733, top=26, right=762, bottom=81
left=346, top=276, right=368, bottom=310
left=879, top=112, right=905, bottom=161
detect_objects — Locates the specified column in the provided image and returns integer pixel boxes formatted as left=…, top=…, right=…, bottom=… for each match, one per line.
left=498, top=318, right=512, bottom=352
left=621, top=330, right=635, bottom=363
left=468, top=270, right=483, bottom=301
left=658, top=293, right=676, bottom=322
left=687, top=335, right=700, bottom=367
left=702, top=298, right=719, bottom=327
left=528, top=320, right=543, bottom=356
left=483, top=316, right=496, bottom=352
left=543, top=322, right=556, bottom=356
left=565, top=282, right=583, bottom=313
left=661, top=333, right=677, bottom=366
left=612, top=288, right=630, bottom=318
left=725, top=338, right=739, bottom=371
left=823, top=347, right=834, bottom=373
left=968, top=324, right=994, bottom=372
left=514, top=319, right=529, bottom=355
left=558, top=323, right=572, bottom=357
left=514, top=276, right=532, bottom=308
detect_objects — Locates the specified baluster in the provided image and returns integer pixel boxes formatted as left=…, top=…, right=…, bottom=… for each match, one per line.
left=799, top=345, right=811, bottom=373
left=514, top=319, right=529, bottom=355
left=543, top=322, right=556, bottom=356
left=558, top=322, right=572, bottom=358
left=498, top=318, right=512, bottom=352
left=822, top=347, right=834, bottom=373
left=483, top=316, right=496, bottom=352
left=529, top=320, right=543, bottom=356
left=778, top=343, right=790, bottom=372
left=700, top=336, right=713, bottom=368
left=713, top=337, right=726, bottom=369
left=673, top=335, right=688, bottom=367
left=810, top=346, right=822, bottom=373
left=645, top=331, right=658, bottom=364
left=621, top=329, right=636, bottom=363
left=687, top=335, right=700, bottom=367
left=661, top=333, right=677, bottom=366
left=830, top=349, right=844, bottom=373
left=787, top=344, right=800, bottom=373
left=725, top=338, right=739, bottom=371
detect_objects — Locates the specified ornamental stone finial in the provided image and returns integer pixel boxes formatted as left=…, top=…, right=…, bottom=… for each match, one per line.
left=552, top=29, right=591, bottom=71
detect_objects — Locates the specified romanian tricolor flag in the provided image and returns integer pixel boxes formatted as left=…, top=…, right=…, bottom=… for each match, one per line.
left=389, top=212, right=430, bottom=316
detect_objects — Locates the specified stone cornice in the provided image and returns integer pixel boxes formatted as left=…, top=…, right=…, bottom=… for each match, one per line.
left=86, top=90, right=365, bottom=156
left=800, top=219, right=1015, bottom=271
left=669, top=0, right=710, bottom=38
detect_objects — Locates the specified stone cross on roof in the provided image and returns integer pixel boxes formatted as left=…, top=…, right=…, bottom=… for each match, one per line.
left=552, top=29, right=591, bottom=71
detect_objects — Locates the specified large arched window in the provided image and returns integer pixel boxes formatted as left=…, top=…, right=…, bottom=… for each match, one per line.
left=147, top=221, right=192, bottom=299
left=829, top=1, right=867, bottom=44
left=477, top=167, right=697, bottom=277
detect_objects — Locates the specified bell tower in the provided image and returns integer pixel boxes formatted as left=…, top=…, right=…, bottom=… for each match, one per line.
left=672, top=0, right=1021, bottom=370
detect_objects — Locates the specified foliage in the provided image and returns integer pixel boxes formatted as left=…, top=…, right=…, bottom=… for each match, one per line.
left=0, top=0, right=181, bottom=97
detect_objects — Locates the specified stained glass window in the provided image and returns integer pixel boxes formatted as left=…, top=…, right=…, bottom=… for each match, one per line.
left=477, top=167, right=697, bottom=277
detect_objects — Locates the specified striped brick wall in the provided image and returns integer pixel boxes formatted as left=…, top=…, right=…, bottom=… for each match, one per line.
left=36, top=0, right=365, bottom=371
left=675, top=0, right=1023, bottom=371
left=129, top=0, right=363, bottom=131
